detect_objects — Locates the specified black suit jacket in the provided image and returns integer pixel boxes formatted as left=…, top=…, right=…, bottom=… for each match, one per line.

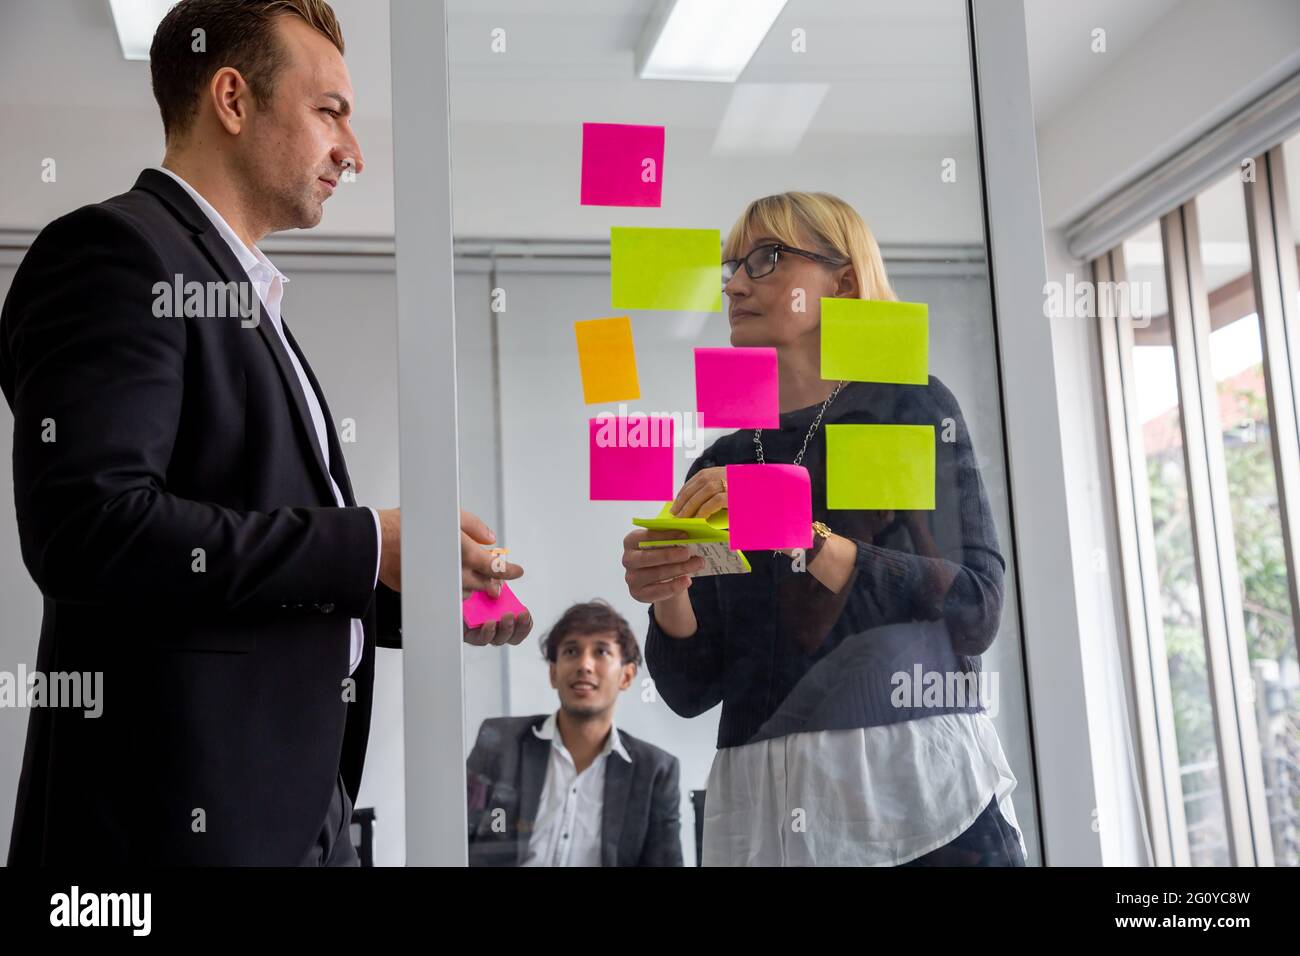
left=0, top=168, right=401, bottom=865
left=466, top=714, right=683, bottom=867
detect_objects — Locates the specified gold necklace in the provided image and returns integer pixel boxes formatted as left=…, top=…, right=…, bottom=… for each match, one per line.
left=753, top=380, right=846, bottom=466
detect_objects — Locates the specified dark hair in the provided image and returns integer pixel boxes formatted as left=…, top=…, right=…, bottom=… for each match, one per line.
left=149, top=0, right=345, bottom=143
left=541, top=600, right=642, bottom=669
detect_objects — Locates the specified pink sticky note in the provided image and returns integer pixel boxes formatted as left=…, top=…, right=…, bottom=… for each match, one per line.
left=589, top=415, right=675, bottom=500
left=580, top=122, right=664, bottom=208
left=726, top=464, right=812, bottom=550
left=463, top=581, right=528, bottom=628
left=695, top=347, right=779, bottom=428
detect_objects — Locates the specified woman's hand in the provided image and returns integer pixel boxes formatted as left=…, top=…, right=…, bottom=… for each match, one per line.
left=670, top=466, right=729, bottom=519
left=622, top=529, right=703, bottom=603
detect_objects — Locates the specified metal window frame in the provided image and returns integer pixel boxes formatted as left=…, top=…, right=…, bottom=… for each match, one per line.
left=1093, top=249, right=1185, bottom=866
left=1244, top=146, right=1300, bottom=669
left=1268, top=144, right=1300, bottom=459
left=1164, top=201, right=1273, bottom=865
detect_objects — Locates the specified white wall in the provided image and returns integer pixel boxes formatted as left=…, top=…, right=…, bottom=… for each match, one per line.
left=1034, top=0, right=1300, bottom=230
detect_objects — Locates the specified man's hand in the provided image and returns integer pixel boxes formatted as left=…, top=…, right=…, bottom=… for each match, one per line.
left=463, top=610, right=534, bottom=647
left=461, top=510, right=532, bottom=646
left=460, top=510, right=522, bottom=598
left=376, top=507, right=534, bottom=644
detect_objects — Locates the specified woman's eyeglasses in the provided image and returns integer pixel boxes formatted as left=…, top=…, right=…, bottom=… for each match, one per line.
left=721, top=243, right=848, bottom=291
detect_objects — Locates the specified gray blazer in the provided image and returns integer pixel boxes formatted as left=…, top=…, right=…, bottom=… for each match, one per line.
left=467, top=714, right=683, bottom=867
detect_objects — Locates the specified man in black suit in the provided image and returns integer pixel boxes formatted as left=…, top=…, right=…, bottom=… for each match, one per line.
left=467, top=601, right=683, bottom=866
left=1, top=0, right=530, bottom=865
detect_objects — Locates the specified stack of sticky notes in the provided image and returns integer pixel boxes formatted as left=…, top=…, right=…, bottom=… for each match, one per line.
left=463, top=581, right=529, bottom=629
left=632, top=503, right=751, bottom=575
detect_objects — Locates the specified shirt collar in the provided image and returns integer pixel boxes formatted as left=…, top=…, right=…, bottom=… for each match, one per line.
left=149, top=165, right=288, bottom=287
left=533, top=711, right=631, bottom=763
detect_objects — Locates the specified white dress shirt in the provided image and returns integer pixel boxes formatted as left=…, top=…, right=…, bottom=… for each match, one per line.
left=522, top=711, right=633, bottom=867
left=151, top=166, right=381, bottom=676
left=701, top=712, right=1026, bottom=866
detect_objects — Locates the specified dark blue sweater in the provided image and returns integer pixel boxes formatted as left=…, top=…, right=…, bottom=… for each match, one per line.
left=644, top=377, right=1006, bottom=749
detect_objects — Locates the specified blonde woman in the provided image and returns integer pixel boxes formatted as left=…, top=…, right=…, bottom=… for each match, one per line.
left=621, top=192, right=1025, bottom=866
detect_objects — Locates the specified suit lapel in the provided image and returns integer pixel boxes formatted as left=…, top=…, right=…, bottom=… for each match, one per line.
left=516, top=726, right=549, bottom=865
left=135, top=169, right=335, bottom=504
left=601, top=753, right=632, bottom=867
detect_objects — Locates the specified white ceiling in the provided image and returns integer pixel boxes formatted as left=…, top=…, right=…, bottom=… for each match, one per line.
left=0, top=0, right=1220, bottom=242
left=1023, top=0, right=1184, bottom=121
left=0, top=0, right=1186, bottom=123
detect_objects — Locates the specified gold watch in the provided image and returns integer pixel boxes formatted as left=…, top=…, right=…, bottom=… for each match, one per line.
left=808, top=521, right=832, bottom=560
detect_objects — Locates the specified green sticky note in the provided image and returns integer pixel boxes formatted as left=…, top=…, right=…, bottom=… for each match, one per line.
left=611, top=227, right=722, bottom=312
left=821, top=299, right=928, bottom=385
left=633, top=502, right=730, bottom=537
left=826, top=424, right=935, bottom=510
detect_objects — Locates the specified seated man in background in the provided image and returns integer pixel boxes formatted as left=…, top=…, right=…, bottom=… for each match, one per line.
left=467, top=600, right=683, bottom=866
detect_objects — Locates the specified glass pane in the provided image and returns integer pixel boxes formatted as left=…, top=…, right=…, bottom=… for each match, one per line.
left=450, top=0, right=1038, bottom=867
left=1122, top=222, right=1231, bottom=865
left=1196, top=170, right=1300, bottom=866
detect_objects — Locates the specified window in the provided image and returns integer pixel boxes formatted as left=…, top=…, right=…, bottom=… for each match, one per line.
left=1197, top=169, right=1300, bottom=867
left=1096, top=134, right=1300, bottom=866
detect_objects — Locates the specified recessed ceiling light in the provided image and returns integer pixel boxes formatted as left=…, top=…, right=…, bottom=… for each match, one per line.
left=636, top=0, right=789, bottom=83
left=712, top=83, right=829, bottom=155
left=109, top=0, right=177, bottom=61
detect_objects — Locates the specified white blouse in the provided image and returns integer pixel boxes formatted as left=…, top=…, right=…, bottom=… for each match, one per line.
left=700, top=712, right=1025, bottom=866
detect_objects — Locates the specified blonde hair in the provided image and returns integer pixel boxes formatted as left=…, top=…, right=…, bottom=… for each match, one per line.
left=723, top=191, right=895, bottom=301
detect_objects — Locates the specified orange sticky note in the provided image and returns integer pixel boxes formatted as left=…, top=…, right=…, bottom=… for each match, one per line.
left=574, top=317, right=641, bottom=404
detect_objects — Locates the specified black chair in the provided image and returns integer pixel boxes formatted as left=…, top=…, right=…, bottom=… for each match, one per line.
left=350, top=807, right=376, bottom=867
left=689, top=789, right=706, bottom=868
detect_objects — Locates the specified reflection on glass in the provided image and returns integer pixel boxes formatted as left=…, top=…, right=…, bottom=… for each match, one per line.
left=451, top=0, right=1036, bottom=867
left=1197, top=171, right=1300, bottom=866
left=1123, top=224, right=1231, bottom=865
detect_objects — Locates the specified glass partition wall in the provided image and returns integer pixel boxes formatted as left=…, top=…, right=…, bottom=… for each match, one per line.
left=441, top=0, right=1041, bottom=867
